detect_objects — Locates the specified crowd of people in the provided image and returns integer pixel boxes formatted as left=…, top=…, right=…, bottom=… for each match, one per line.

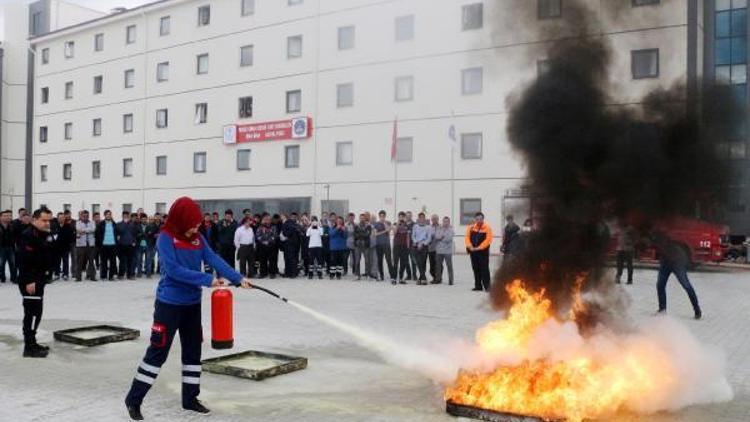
left=0, top=206, right=502, bottom=291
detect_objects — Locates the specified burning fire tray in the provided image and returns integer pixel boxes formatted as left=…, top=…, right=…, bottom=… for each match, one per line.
left=53, top=325, right=140, bottom=347
left=446, top=401, right=555, bottom=422
left=201, top=350, right=307, bottom=381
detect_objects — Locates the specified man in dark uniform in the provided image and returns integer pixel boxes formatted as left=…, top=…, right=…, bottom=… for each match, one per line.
left=17, top=207, right=56, bottom=358
left=282, top=213, right=303, bottom=278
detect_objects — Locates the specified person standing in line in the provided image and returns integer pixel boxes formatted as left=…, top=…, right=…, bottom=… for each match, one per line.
left=411, top=213, right=432, bottom=285
left=211, top=212, right=220, bottom=226
left=366, top=212, right=380, bottom=279
left=270, top=214, right=282, bottom=277
left=255, top=214, right=278, bottom=279
left=321, top=213, right=332, bottom=276
left=134, top=213, right=149, bottom=278
left=49, top=212, right=62, bottom=281
left=433, top=216, right=455, bottom=285
left=92, top=211, right=102, bottom=271
left=653, top=232, right=702, bottom=320
left=392, top=212, right=411, bottom=285
left=55, top=212, right=75, bottom=281
left=352, top=214, right=373, bottom=281
left=329, top=216, right=348, bottom=280
left=405, top=211, right=417, bottom=281
left=143, top=215, right=160, bottom=279
left=123, top=197, right=252, bottom=421
left=11, top=209, right=31, bottom=283
left=96, top=210, right=119, bottom=281
left=65, top=210, right=77, bottom=278
left=373, top=210, right=395, bottom=283
left=427, top=214, right=440, bottom=282
left=344, top=213, right=356, bottom=277
left=0, top=210, right=16, bottom=283
left=306, top=217, right=325, bottom=279
left=281, top=213, right=302, bottom=278
left=16, top=207, right=56, bottom=358
left=217, top=210, right=238, bottom=269
left=299, top=214, right=312, bottom=277
left=615, top=223, right=635, bottom=285
left=198, top=213, right=218, bottom=274
left=74, top=211, right=97, bottom=282
left=501, top=215, right=521, bottom=258
left=465, top=212, right=493, bottom=292
left=116, top=211, right=140, bottom=280
left=234, top=217, right=256, bottom=277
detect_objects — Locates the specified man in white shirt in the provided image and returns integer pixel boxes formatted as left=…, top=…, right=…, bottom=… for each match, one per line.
left=306, top=217, right=324, bottom=279
left=234, top=218, right=255, bottom=277
left=74, top=210, right=97, bottom=282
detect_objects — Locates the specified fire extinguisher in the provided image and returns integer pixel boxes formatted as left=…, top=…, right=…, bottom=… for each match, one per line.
left=211, top=287, right=234, bottom=350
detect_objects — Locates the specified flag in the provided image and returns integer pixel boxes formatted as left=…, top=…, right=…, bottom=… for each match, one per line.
left=448, top=124, right=457, bottom=148
left=390, top=117, right=399, bottom=162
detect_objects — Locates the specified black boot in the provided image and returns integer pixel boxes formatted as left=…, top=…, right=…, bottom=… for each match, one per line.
left=183, top=399, right=210, bottom=414
left=125, top=402, right=144, bottom=421
left=23, top=343, right=48, bottom=358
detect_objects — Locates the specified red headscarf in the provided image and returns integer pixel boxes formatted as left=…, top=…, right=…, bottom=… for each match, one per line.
left=162, top=197, right=203, bottom=243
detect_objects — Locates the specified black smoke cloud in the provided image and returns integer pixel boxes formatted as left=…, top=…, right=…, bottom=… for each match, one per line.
left=491, top=1, right=738, bottom=316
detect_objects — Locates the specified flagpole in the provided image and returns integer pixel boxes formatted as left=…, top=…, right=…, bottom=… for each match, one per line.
left=450, top=111, right=457, bottom=226
left=393, top=116, right=398, bottom=217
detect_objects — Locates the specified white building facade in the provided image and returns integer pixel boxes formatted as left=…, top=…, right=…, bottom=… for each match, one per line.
left=29, top=0, right=700, bottom=234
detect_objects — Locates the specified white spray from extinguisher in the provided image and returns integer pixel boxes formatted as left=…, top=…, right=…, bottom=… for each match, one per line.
left=286, top=300, right=458, bottom=383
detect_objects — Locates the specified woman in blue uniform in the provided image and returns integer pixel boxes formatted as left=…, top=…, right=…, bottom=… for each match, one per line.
left=125, top=197, right=251, bottom=420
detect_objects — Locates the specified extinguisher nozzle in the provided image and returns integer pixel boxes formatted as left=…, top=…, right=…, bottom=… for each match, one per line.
left=251, top=284, right=290, bottom=304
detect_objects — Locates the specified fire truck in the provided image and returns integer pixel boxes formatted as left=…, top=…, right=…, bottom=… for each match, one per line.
left=502, top=188, right=730, bottom=266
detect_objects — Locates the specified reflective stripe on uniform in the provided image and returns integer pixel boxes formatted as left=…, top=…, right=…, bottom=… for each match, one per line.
left=182, top=376, right=201, bottom=385
left=134, top=373, right=156, bottom=385
left=182, top=364, right=202, bottom=372
left=139, top=362, right=161, bottom=375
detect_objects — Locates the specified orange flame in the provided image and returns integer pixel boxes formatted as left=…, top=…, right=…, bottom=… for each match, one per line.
left=445, top=279, right=677, bottom=421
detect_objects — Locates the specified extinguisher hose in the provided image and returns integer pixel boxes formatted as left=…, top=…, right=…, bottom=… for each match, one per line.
left=248, top=284, right=289, bottom=303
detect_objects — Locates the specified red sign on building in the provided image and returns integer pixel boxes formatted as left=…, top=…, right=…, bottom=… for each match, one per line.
left=223, top=117, right=313, bottom=144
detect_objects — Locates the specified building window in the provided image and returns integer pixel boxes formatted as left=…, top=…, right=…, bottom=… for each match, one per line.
left=92, top=161, right=101, bottom=179
left=63, top=163, right=72, bottom=180
left=715, top=0, right=747, bottom=105
left=460, top=199, right=482, bottom=225
left=41, top=87, right=49, bottom=104
left=125, top=69, right=135, bottom=88
left=94, top=33, right=104, bottom=51
left=94, top=75, right=103, bottom=94
left=31, top=11, right=43, bottom=36
left=40, top=126, right=48, bottom=143
left=123, top=158, right=133, bottom=177
left=40, top=165, right=48, bottom=182
left=632, top=0, right=660, bottom=5
left=285, top=145, right=300, bottom=168
left=337, top=83, right=354, bottom=108
left=538, top=0, right=562, bottom=19
left=194, top=152, right=207, bottom=173
left=157, top=62, right=169, bottom=82
left=92, top=203, right=101, bottom=215
left=336, top=142, right=353, bottom=166
left=123, top=114, right=134, bottom=133
left=631, top=49, right=659, bottom=79
left=394, top=76, right=414, bottom=102
left=287, top=35, right=303, bottom=59
left=289, top=0, right=303, bottom=5
left=237, top=149, right=251, bottom=170
left=126, top=25, right=136, bottom=44
left=462, top=67, right=484, bottom=95
left=62, top=204, right=71, bottom=212
left=240, top=45, right=254, bottom=66
left=155, top=203, right=166, bottom=214
left=242, top=0, right=255, bottom=15
left=123, top=204, right=133, bottom=214
left=239, top=96, right=253, bottom=118
left=156, top=155, right=167, bottom=175
left=461, top=133, right=483, bottom=159
left=198, top=5, right=211, bottom=26
left=65, top=81, right=74, bottom=99
left=194, top=103, right=208, bottom=124
left=160, top=16, right=170, bottom=36
left=41, top=48, right=49, bottom=64
left=395, top=15, right=415, bottom=41
left=156, top=109, right=168, bottom=128
left=395, top=137, right=413, bottom=163
left=727, top=185, right=747, bottom=212
left=196, top=53, right=209, bottom=75
left=64, top=41, right=75, bottom=58
left=462, top=3, right=483, bottom=30
left=64, top=122, right=73, bottom=140
left=93, top=118, right=102, bottom=137
left=286, top=90, right=302, bottom=113
left=338, top=26, right=355, bottom=50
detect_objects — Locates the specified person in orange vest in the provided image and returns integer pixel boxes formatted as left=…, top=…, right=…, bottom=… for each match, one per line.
left=464, top=212, right=493, bottom=292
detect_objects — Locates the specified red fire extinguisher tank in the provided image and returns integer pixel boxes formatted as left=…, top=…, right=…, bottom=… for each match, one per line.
left=211, top=288, right=234, bottom=349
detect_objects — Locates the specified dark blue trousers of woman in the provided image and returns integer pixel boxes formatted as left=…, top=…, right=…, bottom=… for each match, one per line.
left=125, top=301, right=203, bottom=407
left=656, top=261, right=701, bottom=314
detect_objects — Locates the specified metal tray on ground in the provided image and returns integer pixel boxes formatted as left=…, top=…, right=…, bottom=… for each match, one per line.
left=201, top=350, right=308, bottom=381
left=446, top=401, right=556, bottom=422
left=53, top=325, right=140, bottom=347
